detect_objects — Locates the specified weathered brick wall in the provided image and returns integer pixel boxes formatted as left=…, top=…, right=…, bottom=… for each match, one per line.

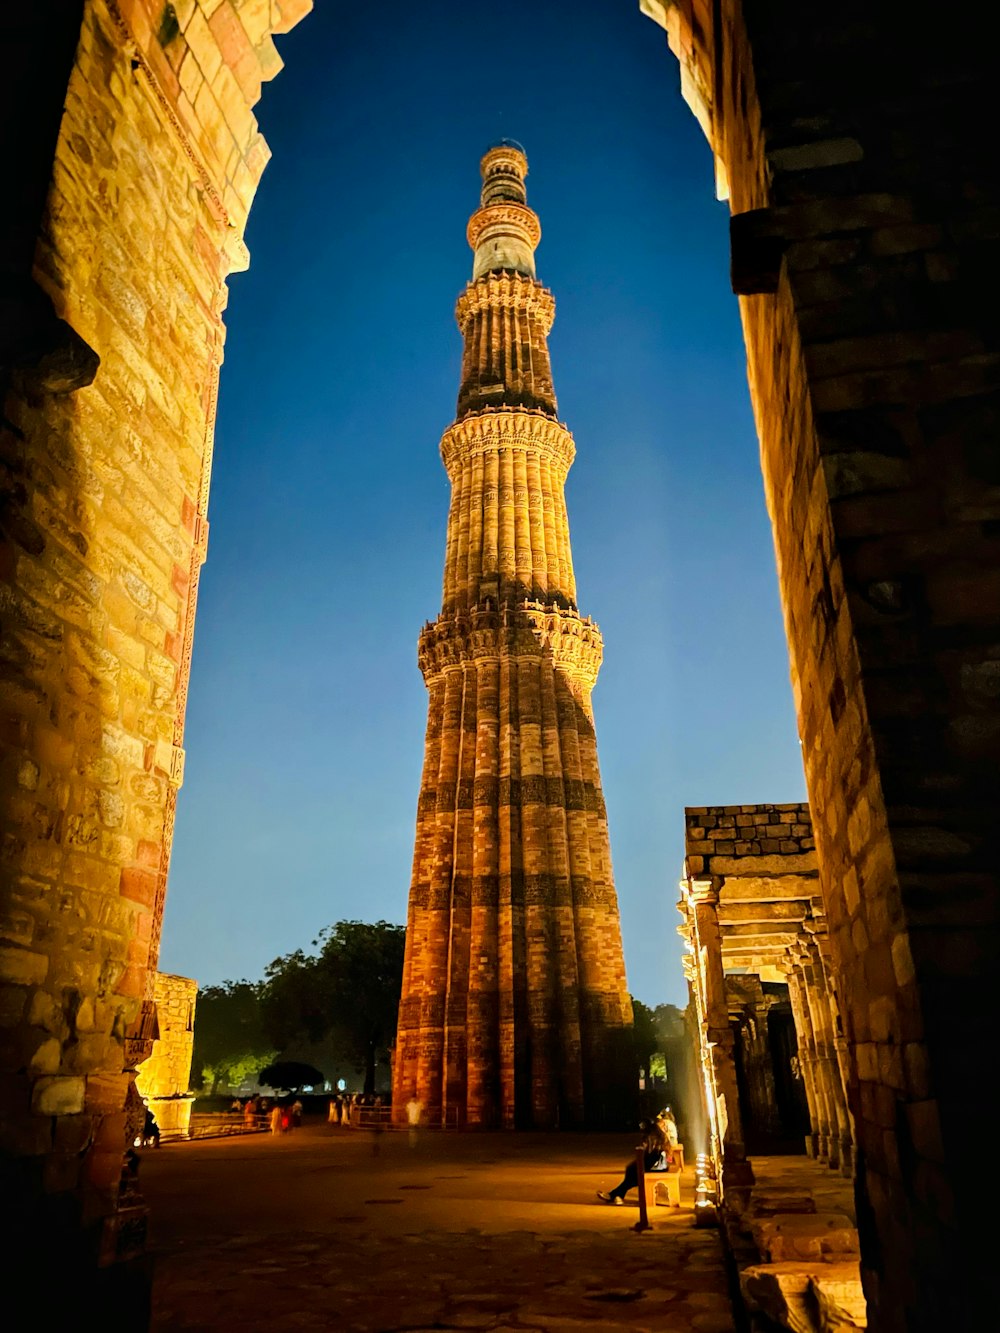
left=134, top=971, right=196, bottom=1136
left=685, top=802, right=814, bottom=876
left=649, top=2, right=996, bottom=1327
left=0, top=0, right=310, bottom=1279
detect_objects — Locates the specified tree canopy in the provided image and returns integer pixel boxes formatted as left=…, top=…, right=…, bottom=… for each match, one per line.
left=258, top=1061, right=324, bottom=1092
left=262, top=919, right=406, bottom=1094
left=190, top=980, right=276, bottom=1095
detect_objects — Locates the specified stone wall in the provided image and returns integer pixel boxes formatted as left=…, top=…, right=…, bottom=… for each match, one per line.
left=685, top=802, right=814, bottom=877
left=648, top=3, right=997, bottom=1327
left=135, top=971, right=196, bottom=1138
left=0, top=0, right=310, bottom=1289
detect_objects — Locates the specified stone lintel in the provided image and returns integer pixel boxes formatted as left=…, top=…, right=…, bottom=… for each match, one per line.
left=718, top=874, right=818, bottom=903
left=717, top=900, right=810, bottom=925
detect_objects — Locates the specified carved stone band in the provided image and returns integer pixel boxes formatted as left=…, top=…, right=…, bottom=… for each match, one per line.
left=466, top=202, right=542, bottom=252
left=455, top=272, right=556, bottom=334
left=418, top=604, right=604, bottom=688
left=441, top=407, right=576, bottom=476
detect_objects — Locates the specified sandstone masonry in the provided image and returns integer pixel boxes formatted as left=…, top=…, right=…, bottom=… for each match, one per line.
left=0, top=0, right=310, bottom=1297
left=644, top=3, right=999, bottom=1328
left=134, top=971, right=196, bottom=1140
left=392, top=146, right=634, bottom=1130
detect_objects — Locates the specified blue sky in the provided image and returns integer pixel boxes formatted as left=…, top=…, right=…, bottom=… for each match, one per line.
left=159, top=0, right=805, bottom=1008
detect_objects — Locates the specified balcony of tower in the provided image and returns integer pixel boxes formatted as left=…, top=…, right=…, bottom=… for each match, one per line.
left=417, top=601, right=605, bottom=699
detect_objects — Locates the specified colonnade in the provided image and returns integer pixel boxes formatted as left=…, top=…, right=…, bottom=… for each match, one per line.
left=680, top=871, right=856, bottom=1207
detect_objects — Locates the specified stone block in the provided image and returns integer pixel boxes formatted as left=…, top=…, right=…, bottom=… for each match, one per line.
left=740, top=1263, right=813, bottom=1332
left=742, top=1260, right=866, bottom=1332
left=751, top=1213, right=859, bottom=1263
left=811, top=1265, right=868, bottom=1330
left=0, top=947, right=49, bottom=986
left=749, top=1191, right=818, bottom=1217
left=32, top=1076, right=86, bottom=1116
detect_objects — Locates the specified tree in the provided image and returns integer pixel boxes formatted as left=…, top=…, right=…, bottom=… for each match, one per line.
left=258, top=1061, right=324, bottom=1092
left=632, top=997, right=659, bottom=1082
left=262, top=919, right=406, bottom=1095
left=191, top=980, right=276, bottom=1095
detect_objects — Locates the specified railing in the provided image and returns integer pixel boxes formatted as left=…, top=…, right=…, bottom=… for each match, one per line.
left=346, top=1104, right=394, bottom=1128
left=186, top=1112, right=268, bottom=1139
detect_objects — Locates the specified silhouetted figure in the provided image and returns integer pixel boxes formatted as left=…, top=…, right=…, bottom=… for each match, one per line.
left=597, top=1117, right=669, bottom=1204
left=142, top=1108, right=160, bottom=1148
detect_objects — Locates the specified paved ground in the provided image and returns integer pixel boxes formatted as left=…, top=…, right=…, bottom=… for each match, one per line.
left=141, top=1121, right=740, bottom=1332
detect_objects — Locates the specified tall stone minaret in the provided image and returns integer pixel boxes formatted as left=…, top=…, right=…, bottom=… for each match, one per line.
left=393, top=143, right=634, bottom=1130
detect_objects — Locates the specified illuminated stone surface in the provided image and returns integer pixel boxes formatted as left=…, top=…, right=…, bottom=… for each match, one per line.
left=134, top=972, right=197, bottom=1139
left=645, top=4, right=997, bottom=1325
left=0, top=0, right=311, bottom=1294
left=393, top=146, right=633, bottom=1130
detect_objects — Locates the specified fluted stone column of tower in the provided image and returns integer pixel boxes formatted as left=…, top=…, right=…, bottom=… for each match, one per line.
left=393, top=144, right=634, bottom=1130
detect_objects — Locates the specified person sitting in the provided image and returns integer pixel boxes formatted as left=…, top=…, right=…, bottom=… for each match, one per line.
left=597, top=1115, right=670, bottom=1204
left=660, top=1106, right=679, bottom=1149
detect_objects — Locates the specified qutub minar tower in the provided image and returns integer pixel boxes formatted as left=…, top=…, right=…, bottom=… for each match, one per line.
left=393, top=143, right=634, bottom=1130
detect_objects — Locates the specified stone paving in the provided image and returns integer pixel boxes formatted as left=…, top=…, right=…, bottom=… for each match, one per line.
left=141, top=1123, right=740, bottom=1331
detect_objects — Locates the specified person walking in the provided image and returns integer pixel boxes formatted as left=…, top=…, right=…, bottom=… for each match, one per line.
left=597, top=1115, right=671, bottom=1204
left=269, top=1104, right=283, bottom=1135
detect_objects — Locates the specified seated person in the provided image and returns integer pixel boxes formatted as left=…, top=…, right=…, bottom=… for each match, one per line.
left=597, top=1115, right=671, bottom=1204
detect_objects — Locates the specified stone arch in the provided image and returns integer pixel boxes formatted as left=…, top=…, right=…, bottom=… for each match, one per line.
left=0, top=3, right=995, bottom=1328
left=0, top=0, right=311, bottom=1309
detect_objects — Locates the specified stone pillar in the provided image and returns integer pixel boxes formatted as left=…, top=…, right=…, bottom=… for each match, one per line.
left=687, top=878, right=754, bottom=1211
left=784, top=959, right=824, bottom=1158
left=798, top=933, right=853, bottom=1174
left=794, top=939, right=842, bottom=1166
left=810, top=925, right=857, bottom=1178
left=134, top=973, right=197, bottom=1140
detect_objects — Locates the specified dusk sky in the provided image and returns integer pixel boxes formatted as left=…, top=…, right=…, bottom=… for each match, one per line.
left=159, top=0, right=806, bottom=1009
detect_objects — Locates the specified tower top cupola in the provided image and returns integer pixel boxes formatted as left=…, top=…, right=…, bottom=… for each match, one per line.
left=467, top=141, right=540, bottom=281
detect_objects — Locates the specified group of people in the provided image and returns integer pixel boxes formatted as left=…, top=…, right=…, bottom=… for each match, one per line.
left=231, top=1094, right=304, bottom=1133
left=326, top=1092, right=385, bottom=1125
left=597, top=1106, right=679, bottom=1205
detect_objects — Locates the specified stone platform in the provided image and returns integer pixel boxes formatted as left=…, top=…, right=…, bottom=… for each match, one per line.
left=141, top=1123, right=738, bottom=1331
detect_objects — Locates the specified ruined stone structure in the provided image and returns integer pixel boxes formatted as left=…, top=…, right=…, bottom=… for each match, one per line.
left=0, top=1, right=995, bottom=1326
left=134, top=972, right=196, bottom=1140
left=725, top=974, right=808, bottom=1149
left=680, top=804, right=854, bottom=1182
left=392, top=145, right=633, bottom=1131
left=680, top=805, right=863, bottom=1324
left=0, top=0, right=311, bottom=1307
left=644, top=3, right=998, bottom=1327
